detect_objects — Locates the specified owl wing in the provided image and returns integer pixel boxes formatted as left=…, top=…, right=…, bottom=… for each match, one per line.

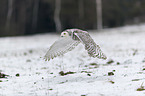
left=74, top=31, right=107, bottom=60
left=44, top=37, right=80, bottom=61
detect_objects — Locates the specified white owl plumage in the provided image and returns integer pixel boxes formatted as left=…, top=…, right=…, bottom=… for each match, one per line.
left=44, top=29, right=107, bottom=61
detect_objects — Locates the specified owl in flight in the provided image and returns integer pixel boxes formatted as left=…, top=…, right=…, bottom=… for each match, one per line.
left=44, top=29, right=107, bottom=61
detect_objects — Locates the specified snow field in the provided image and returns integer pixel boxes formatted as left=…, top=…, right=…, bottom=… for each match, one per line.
left=1, top=24, right=145, bottom=96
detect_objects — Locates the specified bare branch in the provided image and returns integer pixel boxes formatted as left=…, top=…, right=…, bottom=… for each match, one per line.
left=32, top=0, right=39, bottom=33
left=6, top=0, right=13, bottom=29
left=96, top=0, right=103, bottom=30
left=54, top=0, right=61, bottom=32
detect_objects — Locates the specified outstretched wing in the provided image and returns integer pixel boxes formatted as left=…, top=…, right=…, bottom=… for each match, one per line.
left=44, top=37, right=80, bottom=61
left=74, top=31, right=107, bottom=60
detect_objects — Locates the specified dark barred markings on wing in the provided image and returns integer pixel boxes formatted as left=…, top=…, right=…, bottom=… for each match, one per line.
left=73, top=29, right=107, bottom=60
left=95, top=45, right=107, bottom=60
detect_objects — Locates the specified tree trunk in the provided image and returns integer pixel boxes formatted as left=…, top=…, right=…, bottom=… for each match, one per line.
left=6, top=0, right=13, bottom=30
left=78, top=0, right=84, bottom=29
left=78, top=0, right=84, bottom=20
left=96, top=0, right=103, bottom=30
left=54, top=0, right=61, bottom=32
left=32, top=0, right=39, bottom=33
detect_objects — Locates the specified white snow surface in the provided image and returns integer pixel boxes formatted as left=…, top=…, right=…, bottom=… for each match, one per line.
left=1, top=24, right=145, bottom=96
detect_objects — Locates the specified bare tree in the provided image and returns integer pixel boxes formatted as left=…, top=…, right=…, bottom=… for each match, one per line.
left=78, top=0, right=84, bottom=20
left=6, top=0, right=13, bottom=30
left=96, top=0, right=103, bottom=30
left=32, top=0, right=39, bottom=33
left=54, top=0, right=61, bottom=32
left=78, top=0, right=84, bottom=28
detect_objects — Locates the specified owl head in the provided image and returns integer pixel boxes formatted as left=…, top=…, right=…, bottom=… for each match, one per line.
left=61, top=29, right=80, bottom=37
left=61, top=32, right=69, bottom=37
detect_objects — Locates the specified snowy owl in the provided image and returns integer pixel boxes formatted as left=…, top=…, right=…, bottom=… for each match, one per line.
left=44, top=29, right=107, bottom=61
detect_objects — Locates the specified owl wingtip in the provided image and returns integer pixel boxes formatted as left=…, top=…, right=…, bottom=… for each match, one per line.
left=95, top=53, right=107, bottom=60
left=101, top=54, right=107, bottom=60
left=43, top=56, right=50, bottom=61
left=103, top=56, right=107, bottom=60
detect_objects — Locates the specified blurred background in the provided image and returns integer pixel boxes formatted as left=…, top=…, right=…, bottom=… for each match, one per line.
left=0, top=0, right=145, bottom=36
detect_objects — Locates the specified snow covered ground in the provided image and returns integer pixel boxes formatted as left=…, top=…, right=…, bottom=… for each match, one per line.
left=1, top=24, right=145, bottom=96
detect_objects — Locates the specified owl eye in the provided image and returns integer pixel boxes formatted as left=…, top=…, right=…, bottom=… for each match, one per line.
left=63, top=33, right=66, bottom=35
